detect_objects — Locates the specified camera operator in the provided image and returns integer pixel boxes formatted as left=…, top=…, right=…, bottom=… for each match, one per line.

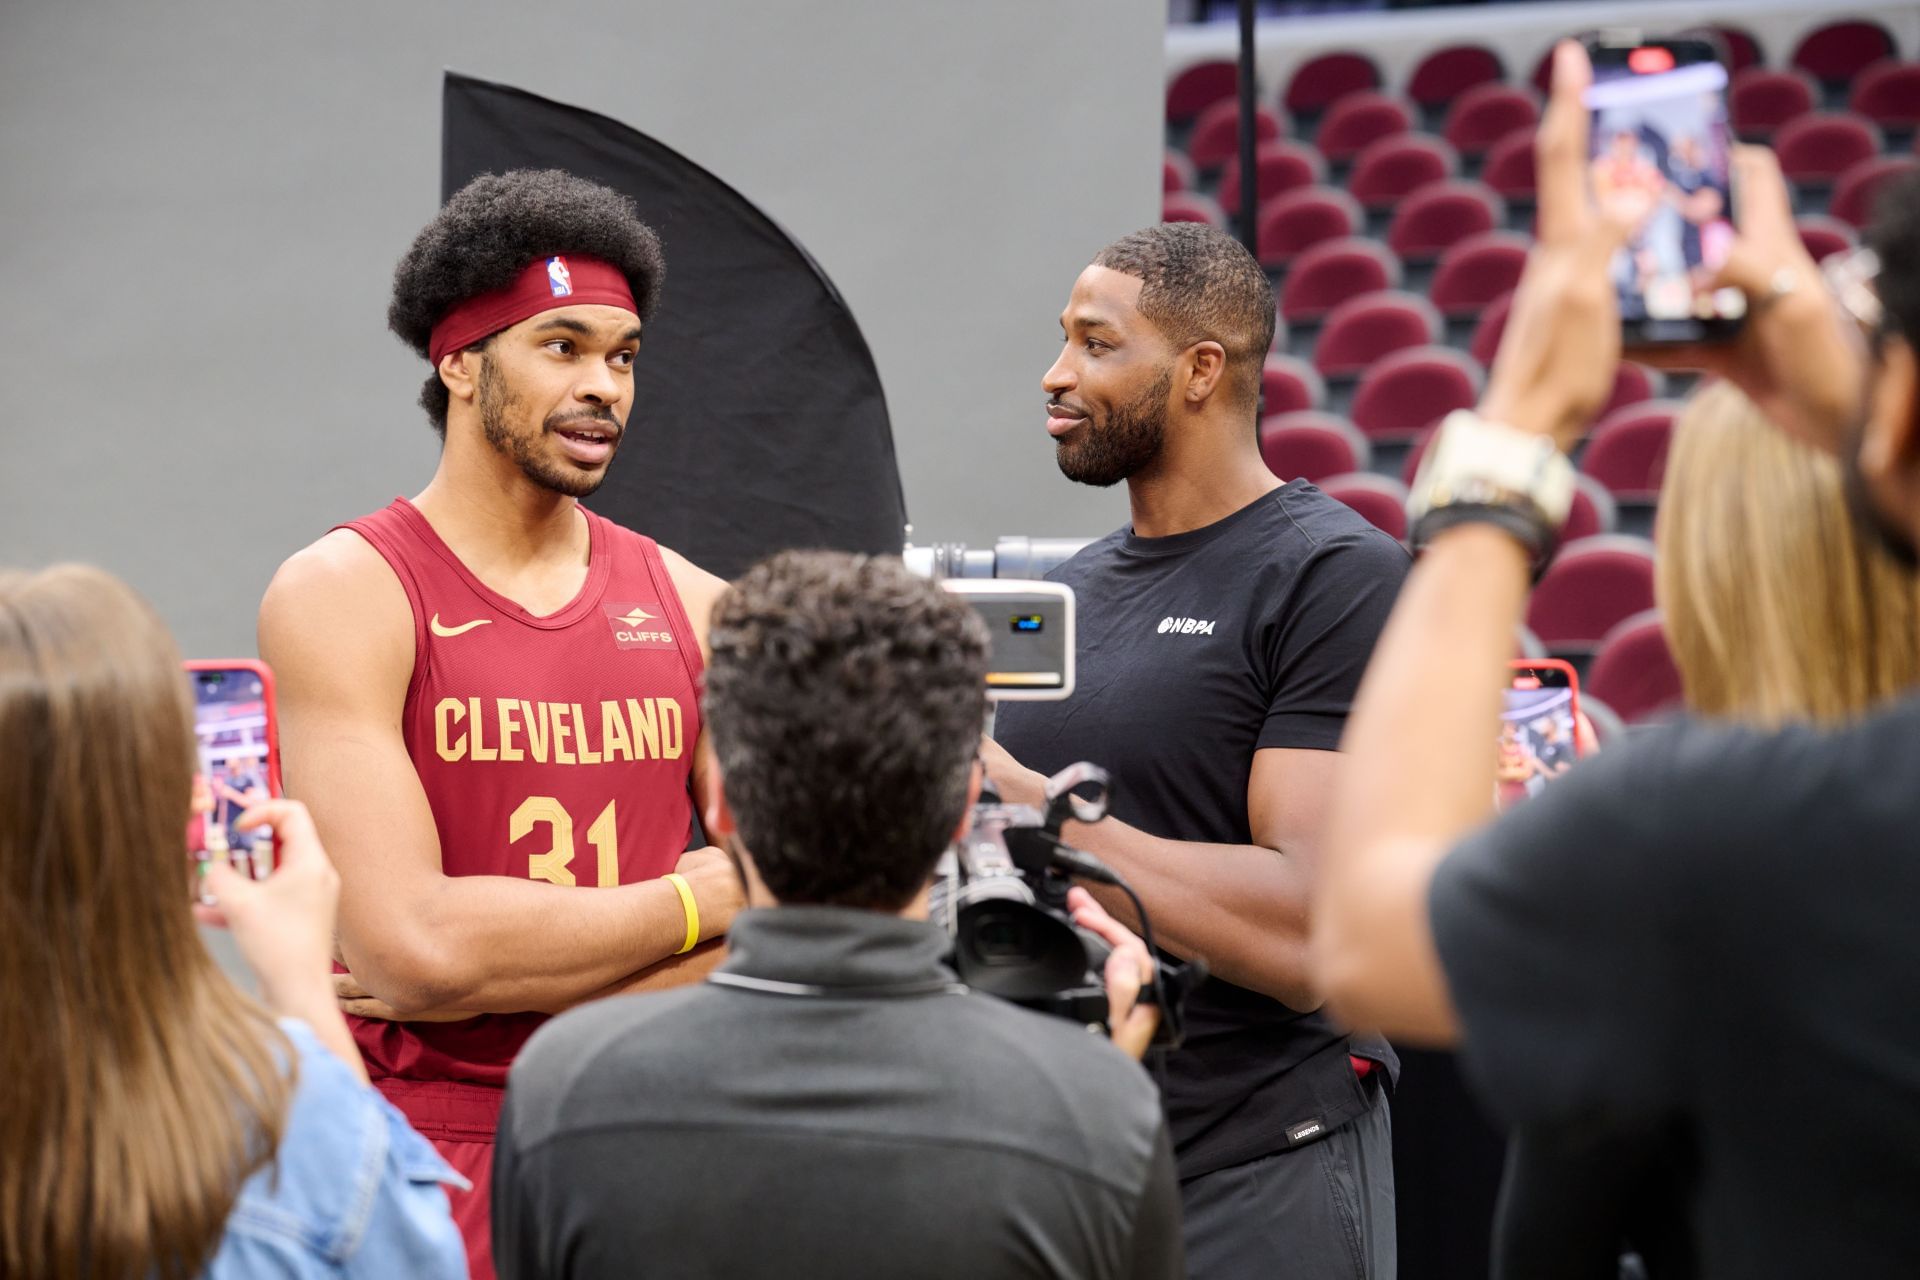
left=988, top=224, right=1409, bottom=1276
left=1314, top=40, right=1920, bottom=1277
left=492, top=551, right=1182, bottom=1279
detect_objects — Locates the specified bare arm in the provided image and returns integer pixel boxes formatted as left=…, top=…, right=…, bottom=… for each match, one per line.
left=261, top=531, right=739, bottom=1016
left=981, top=741, right=1331, bottom=1008
left=337, top=940, right=729, bottom=1022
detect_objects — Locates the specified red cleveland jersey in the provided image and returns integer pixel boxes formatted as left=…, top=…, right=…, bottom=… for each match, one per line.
left=335, top=497, right=703, bottom=1095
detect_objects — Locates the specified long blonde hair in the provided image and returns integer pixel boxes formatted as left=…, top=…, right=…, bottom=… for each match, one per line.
left=0, top=566, right=292, bottom=1280
left=1657, top=380, right=1920, bottom=726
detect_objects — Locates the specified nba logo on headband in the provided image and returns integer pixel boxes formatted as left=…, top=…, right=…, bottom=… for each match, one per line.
left=547, top=256, right=573, bottom=298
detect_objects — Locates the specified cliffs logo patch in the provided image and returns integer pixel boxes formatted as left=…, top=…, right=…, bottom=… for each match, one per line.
left=547, top=256, right=573, bottom=297
left=604, top=601, right=674, bottom=650
left=1157, top=616, right=1216, bottom=636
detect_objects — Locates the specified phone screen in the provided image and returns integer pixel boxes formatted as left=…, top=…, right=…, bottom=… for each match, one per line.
left=1498, top=662, right=1581, bottom=811
left=188, top=663, right=277, bottom=881
left=1585, top=40, right=1742, bottom=340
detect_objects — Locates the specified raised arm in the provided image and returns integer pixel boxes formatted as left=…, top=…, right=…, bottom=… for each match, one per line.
left=261, top=531, right=738, bottom=1017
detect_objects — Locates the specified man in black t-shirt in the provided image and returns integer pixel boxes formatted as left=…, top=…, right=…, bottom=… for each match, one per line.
left=1316, top=43, right=1920, bottom=1277
left=990, top=222, right=1408, bottom=1278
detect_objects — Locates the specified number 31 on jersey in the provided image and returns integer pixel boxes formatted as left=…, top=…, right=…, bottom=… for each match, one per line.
left=511, top=796, right=619, bottom=887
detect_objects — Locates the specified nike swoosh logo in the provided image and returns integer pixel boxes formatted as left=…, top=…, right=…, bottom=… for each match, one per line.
left=430, top=614, right=493, bottom=638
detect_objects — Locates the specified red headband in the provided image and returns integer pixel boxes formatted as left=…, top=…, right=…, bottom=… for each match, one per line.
left=427, top=254, right=638, bottom=367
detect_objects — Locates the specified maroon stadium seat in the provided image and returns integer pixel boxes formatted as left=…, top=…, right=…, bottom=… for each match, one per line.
left=1187, top=99, right=1284, bottom=171
left=1406, top=45, right=1506, bottom=111
left=1162, top=192, right=1226, bottom=228
left=1851, top=60, right=1920, bottom=130
left=1481, top=127, right=1538, bottom=201
left=1260, top=354, right=1326, bottom=416
left=1167, top=60, right=1241, bottom=126
left=1797, top=213, right=1858, bottom=261
left=1773, top=113, right=1884, bottom=185
left=1163, top=150, right=1195, bottom=195
left=1313, top=290, right=1441, bottom=377
left=1387, top=180, right=1504, bottom=261
left=1792, top=20, right=1897, bottom=84
left=1730, top=67, right=1818, bottom=139
left=1284, top=51, right=1382, bottom=116
left=1219, top=140, right=1327, bottom=215
left=1347, top=133, right=1458, bottom=209
left=1316, top=92, right=1415, bottom=164
left=1430, top=231, right=1531, bottom=317
left=1319, top=471, right=1410, bottom=540
left=1830, top=154, right=1920, bottom=228
left=1400, top=422, right=1439, bottom=486
left=1468, top=289, right=1514, bottom=365
left=1696, top=25, right=1765, bottom=74
left=1586, top=609, right=1685, bottom=724
left=1591, top=362, right=1666, bottom=429
left=1526, top=535, right=1659, bottom=656
left=1349, top=345, right=1483, bottom=441
left=1280, top=237, right=1401, bottom=321
left=1443, top=84, right=1541, bottom=157
left=1564, top=474, right=1618, bottom=544
left=1257, top=411, right=1370, bottom=482
left=1582, top=400, right=1682, bottom=503
left=1257, top=186, right=1363, bottom=267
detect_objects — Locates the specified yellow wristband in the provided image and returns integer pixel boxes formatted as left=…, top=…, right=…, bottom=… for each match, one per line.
left=664, top=872, right=699, bottom=955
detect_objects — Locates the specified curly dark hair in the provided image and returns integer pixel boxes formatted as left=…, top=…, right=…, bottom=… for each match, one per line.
left=388, top=169, right=666, bottom=436
left=703, top=551, right=989, bottom=912
left=1093, top=222, right=1276, bottom=412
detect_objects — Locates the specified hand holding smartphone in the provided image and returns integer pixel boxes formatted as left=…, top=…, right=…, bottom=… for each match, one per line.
left=1498, top=660, right=1583, bottom=811
left=1583, top=33, right=1743, bottom=345
left=185, top=660, right=282, bottom=893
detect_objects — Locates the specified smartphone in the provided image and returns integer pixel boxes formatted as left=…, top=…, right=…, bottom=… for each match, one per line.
left=1497, top=660, right=1582, bottom=811
left=185, top=660, right=282, bottom=886
left=1583, top=34, right=1743, bottom=344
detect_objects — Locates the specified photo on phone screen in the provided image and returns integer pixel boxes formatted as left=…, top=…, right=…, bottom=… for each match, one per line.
left=187, top=661, right=279, bottom=883
left=1584, top=38, right=1743, bottom=342
left=1498, top=661, right=1582, bottom=811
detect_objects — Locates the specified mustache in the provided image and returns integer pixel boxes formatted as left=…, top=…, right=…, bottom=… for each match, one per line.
left=546, top=406, right=621, bottom=432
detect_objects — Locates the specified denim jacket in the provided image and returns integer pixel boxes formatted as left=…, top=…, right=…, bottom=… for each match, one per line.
left=197, top=1020, right=469, bottom=1278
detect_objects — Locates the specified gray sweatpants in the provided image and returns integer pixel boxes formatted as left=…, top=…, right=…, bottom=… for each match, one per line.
left=1179, top=1091, right=1396, bottom=1279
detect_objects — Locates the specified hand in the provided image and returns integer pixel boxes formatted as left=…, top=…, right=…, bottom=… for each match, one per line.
left=1478, top=42, right=1634, bottom=448
left=1068, top=886, right=1160, bottom=1061
left=1638, top=146, right=1869, bottom=454
left=674, top=845, right=745, bottom=941
left=333, top=971, right=477, bottom=1023
left=195, top=799, right=340, bottom=1017
left=977, top=735, right=1046, bottom=808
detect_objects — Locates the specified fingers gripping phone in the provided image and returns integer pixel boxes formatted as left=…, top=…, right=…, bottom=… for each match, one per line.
left=1583, top=33, right=1743, bottom=344
left=1498, top=660, right=1583, bottom=812
left=185, top=660, right=282, bottom=887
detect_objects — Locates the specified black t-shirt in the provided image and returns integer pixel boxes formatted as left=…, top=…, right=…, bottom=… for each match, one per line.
left=995, top=483, right=1410, bottom=1176
left=1430, top=696, right=1920, bottom=1277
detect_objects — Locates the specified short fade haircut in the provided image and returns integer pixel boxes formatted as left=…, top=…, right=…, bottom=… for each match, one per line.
left=388, top=169, right=666, bottom=437
left=703, top=551, right=989, bottom=911
left=1093, top=222, right=1276, bottom=410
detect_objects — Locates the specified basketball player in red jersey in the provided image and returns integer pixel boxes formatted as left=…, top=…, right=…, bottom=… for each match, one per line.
left=258, top=170, right=744, bottom=1280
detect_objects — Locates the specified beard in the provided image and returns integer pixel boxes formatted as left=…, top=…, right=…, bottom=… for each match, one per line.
left=1054, top=365, right=1173, bottom=488
left=477, top=357, right=620, bottom=499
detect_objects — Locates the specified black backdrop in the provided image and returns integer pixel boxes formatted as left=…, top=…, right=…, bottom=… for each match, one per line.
left=442, top=72, right=907, bottom=580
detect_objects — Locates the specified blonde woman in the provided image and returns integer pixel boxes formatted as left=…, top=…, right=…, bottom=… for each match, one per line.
left=0, top=566, right=466, bottom=1280
left=1658, top=377, right=1920, bottom=725
left=1495, top=380, right=1920, bottom=1279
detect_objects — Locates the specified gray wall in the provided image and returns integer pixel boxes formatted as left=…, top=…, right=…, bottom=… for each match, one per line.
left=0, top=1, right=1163, bottom=658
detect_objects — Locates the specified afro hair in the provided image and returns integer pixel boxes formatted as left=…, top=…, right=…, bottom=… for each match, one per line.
left=388, top=169, right=666, bottom=435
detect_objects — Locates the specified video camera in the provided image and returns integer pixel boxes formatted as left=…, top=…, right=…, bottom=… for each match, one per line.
left=921, top=566, right=1204, bottom=1047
